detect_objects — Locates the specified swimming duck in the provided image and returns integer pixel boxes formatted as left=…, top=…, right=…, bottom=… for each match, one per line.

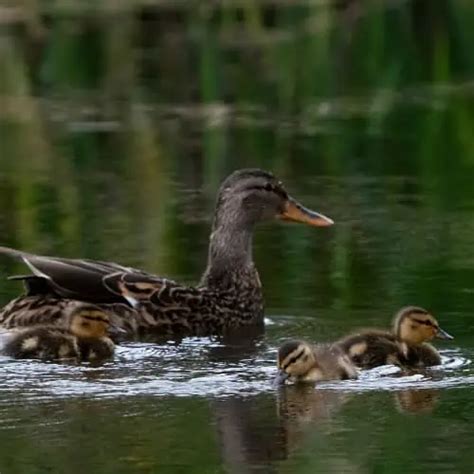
left=336, top=306, right=453, bottom=369
left=0, top=169, right=333, bottom=338
left=1, top=304, right=116, bottom=361
left=275, top=340, right=358, bottom=384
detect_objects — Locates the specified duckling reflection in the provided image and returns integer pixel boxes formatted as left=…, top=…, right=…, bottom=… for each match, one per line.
left=1, top=304, right=117, bottom=362
left=394, top=389, right=440, bottom=414
left=277, top=383, right=353, bottom=424
left=275, top=384, right=355, bottom=461
left=212, top=396, right=288, bottom=473
left=336, top=306, right=453, bottom=369
left=276, top=340, right=358, bottom=384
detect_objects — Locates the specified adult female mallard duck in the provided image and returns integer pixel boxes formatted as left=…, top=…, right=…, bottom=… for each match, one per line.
left=336, top=306, right=453, bottom=369
left=1, top=304, right=116, bottom=361
left=275, top=340, right=358, bottom=384
left=0, top=169, right=333, bottom=338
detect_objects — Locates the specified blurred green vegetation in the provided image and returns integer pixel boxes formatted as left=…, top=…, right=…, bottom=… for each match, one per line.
left=1, top=0, right=473, bottom=317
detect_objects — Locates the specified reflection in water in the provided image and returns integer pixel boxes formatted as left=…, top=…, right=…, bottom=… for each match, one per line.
left=394, top=389, right=440, bottom=414
left=277, top=385, right=352, bottom=426
left=213, top=397, right=287, bottom=474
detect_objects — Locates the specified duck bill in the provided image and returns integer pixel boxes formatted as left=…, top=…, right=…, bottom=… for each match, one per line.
left=278, top=197, right=334, bottom=227
left=273, top=369, right=290, bottom=386
left=436, top=327, right=454, bottom=340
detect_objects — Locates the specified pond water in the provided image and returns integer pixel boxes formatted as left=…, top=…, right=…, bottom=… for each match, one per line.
left=1, top=1, right=474, bottom=473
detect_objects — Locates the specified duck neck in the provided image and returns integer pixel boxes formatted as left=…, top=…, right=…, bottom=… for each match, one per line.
left=200, top=224, right=258, bottom=290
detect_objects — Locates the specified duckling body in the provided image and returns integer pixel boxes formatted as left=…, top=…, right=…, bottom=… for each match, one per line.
left=398, top=341, right=443, bottom=367
left=276, top=340, right=358, bottom=384
left=336, top=330, right=400, bottom=369
left=0, top=169, right=333, bottom=338
left=3, top=326, right=80, bottom=360
left=336, top=306, right=453, bottom=369
left=1, top=305, right=115, bottom=362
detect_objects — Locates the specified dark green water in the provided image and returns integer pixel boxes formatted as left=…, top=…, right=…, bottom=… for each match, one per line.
left=1, top=1, right=474, bottom=473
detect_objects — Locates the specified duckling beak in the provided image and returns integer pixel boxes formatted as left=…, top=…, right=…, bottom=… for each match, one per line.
left=278, top=197, right=334, bottom=227
left=436, top=327, right=454, bottom=340
left=274, top=369, right=290, bottom=386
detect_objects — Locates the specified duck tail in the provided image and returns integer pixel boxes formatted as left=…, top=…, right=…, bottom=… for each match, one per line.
left=0, top=246, right=30, bottom=260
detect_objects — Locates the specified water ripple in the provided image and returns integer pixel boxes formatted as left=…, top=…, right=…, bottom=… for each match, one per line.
left=0, top=340, right=472, bottom=401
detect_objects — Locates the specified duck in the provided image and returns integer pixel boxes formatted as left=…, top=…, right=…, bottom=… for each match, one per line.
left=336, top=306, right=453, bottom=369
left=275, top=340, right=358, bottom=384
left=0, top=169, right=333, bottom=338
left=1, top=304, right=116, bottom=361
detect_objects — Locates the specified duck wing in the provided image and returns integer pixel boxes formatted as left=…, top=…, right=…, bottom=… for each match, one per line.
left=0, top=246, right=152, bottom=304
left=103, top=272, right=189, bottom=308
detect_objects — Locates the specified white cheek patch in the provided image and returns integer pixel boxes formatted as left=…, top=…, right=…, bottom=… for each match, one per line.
left=349, top=342, right=368, bottom=357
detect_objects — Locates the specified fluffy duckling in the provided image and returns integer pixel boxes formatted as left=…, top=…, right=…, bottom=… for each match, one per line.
left=2, top=304, right=116, bottom=362
left=275, top=340, right=358, bottom=384
left=336, top=306, right=453, bottom=369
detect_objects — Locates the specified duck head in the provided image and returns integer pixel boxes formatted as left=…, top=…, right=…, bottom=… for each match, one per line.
left=393, top=306, right=453, bottom=345
left=69, top=305, right=113, bottom=339
left=275, top=340, right=317, bottom=384
left=212, top=169, right=333, bottom=231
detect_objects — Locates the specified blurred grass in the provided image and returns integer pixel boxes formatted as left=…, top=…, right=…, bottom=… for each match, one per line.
left=0, top=0, right=473, bottom=315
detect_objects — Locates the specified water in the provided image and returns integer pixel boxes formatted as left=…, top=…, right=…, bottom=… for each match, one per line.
left=1, top=1, right=474, bottom=473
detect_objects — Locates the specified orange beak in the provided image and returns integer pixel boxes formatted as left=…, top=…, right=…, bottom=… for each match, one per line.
left=277, top=197, right=334, bottom=227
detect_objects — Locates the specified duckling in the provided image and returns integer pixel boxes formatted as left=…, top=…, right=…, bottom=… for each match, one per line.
left=2, top=304, right=116, bottom=362
left=275, top=340, right=358, bottom=384
left=336, top=306, right=453, bottom=369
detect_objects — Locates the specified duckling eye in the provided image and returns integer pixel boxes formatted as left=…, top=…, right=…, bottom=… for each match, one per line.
left=81, top=322, right=90, bottom=328
left=264, top=183, right=273, bottom=192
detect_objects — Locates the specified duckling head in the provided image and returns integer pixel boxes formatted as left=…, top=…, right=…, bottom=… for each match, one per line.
left=275, top=340, right=316, bottom=384
left=69, top=305, right=111, bottom=339
left=213, top=169, right=334, bottom=231
left=394, top=306, right=453, bottom=345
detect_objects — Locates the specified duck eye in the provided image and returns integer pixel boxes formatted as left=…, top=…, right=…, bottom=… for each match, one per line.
left=264, top=183, right=273, bottom=192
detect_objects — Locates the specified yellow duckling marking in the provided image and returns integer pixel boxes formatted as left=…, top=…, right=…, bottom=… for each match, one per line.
left=21, top=336, right=39, bottom=351
left=348, top=341, right=367, bottom=357
left=302, top=367, right=324, bottom=382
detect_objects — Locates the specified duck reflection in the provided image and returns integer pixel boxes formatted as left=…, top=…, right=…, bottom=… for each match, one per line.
left=211, top=385, right=441, bottom=472
left=212, top=396, right=288, bottom=474
left=394, top=389, right=440, bottom=414
left=277, top=384, right=352, bottom=425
